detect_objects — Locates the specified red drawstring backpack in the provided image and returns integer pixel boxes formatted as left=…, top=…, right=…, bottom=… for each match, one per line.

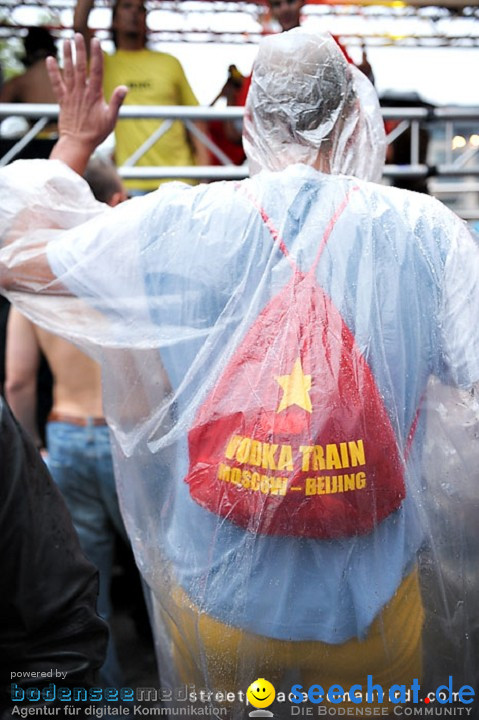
left=185, top=186, right=408, bottom=538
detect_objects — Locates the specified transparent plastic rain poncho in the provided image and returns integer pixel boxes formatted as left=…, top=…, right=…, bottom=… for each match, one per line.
left=1, top=28, right=479, bottom=718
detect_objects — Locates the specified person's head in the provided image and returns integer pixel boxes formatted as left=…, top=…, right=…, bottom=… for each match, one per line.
left=111, top=0, right=147, bottom=50
left=83, top=156, right=128, bottom=207
left=243, top=29, right=386, bottom=182
left=23, top=27, right=57, bottom=68
left=267, top=0, right=304, bottom=32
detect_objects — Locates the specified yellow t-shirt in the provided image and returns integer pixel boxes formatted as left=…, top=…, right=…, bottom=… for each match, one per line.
left=103, top=49, right=199, bottom=191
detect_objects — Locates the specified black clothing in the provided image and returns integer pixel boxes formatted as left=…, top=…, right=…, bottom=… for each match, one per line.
left=0, top=397, right=107, bottom=713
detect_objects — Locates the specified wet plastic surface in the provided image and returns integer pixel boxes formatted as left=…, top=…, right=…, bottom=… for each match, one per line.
left=1, top=30, right=479, bottom=719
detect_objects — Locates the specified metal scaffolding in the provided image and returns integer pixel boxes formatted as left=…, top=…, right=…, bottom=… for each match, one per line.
left=1, top=0, right=479, bottom=47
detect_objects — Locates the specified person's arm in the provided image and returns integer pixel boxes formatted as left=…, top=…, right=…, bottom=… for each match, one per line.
left=5, top=309, right=42, bottom=447
left=191, top=121, right=212, bottom=167
left=48, top=34, right=127, bottom=176
left=73, top=0, right=95, bottom=54
left=0, top=34, right=126, bottom=292
left=439, top=212, right=479, bottom=388
left=174, top=58, right=211, bottom=169
left=356, top=47, right=375, bottom=85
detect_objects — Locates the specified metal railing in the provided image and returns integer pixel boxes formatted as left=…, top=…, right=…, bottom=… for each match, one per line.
left=1, top=103, right=478, bottom=218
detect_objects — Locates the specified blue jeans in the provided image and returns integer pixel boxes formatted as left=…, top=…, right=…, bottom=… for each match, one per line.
left=46, top=420, right=127, bottom=687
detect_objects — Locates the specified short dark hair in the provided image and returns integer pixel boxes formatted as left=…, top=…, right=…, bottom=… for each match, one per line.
left=23, top=27, right=57, bottom=67
left=83, top=156, right=123, bottom=204
left=111, top=0, right=147, bottom=48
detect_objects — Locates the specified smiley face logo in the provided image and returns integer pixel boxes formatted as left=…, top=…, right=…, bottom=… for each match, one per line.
left=246, top=678, right=276, bottom=709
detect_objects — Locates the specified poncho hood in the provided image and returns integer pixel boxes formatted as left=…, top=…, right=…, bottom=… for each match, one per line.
left=243, top=29, right=386, bottom=182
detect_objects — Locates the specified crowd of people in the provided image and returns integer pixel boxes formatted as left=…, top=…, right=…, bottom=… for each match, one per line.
left=0, top=5, right=477, bottom=720
left=0, top=0, right=380, bottom=188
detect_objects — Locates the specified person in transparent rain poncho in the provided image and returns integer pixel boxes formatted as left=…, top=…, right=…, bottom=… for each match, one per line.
left=1, top=30, right=479, bottom=719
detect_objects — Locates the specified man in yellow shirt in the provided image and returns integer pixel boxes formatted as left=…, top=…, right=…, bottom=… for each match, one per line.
left=74, top=0, right=210, bottom=192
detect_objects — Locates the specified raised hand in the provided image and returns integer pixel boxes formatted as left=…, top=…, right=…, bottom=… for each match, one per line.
left=47, top=33, right=128, bottom=174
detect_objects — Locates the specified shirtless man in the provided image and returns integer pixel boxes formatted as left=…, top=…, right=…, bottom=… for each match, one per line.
left=5, top=157, right=128, bottom=688
left=0, top=27, right=59, bottom=158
